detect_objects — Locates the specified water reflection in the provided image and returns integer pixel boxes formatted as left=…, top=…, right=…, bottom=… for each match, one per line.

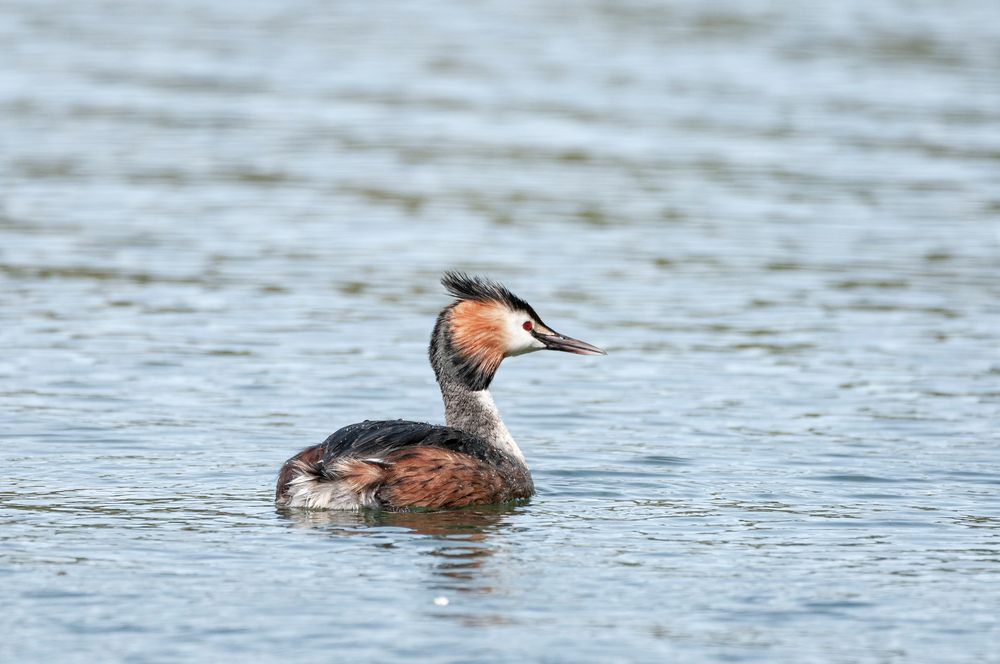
left=278, top=506, right=518, bottom=595
left=279, top=502, right=515, bottom=530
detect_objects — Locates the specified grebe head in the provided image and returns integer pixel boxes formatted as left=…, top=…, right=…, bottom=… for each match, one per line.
left=430, top=271, right=605, bottom=391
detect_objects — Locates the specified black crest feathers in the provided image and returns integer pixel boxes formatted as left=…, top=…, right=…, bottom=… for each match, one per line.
left=441, top=271, right=538, bottom=318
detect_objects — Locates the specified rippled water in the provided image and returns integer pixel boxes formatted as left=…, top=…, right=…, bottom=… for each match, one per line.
left=3, top=1, right=1000, bottom=662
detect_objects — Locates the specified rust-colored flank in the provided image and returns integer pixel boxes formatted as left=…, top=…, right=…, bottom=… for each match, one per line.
left=377, top=447, right=504, bottom=509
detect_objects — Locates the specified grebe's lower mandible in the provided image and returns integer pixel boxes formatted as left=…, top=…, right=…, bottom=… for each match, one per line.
left=275, top=272, right=606, bottom=510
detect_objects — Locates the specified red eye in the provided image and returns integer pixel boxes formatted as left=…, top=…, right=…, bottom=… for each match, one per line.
left=522, top=321, right=533, bottom=331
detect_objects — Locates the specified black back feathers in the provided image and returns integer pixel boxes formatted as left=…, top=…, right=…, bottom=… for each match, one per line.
left=319, top=419, right=510, bottom=467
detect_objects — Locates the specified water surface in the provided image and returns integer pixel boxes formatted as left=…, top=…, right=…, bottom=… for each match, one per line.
left=2, top=1, right=999, bottom=662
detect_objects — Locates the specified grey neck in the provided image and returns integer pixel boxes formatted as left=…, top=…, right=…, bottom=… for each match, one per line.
left=429, top=306, right=527, bottom=467
left=439, top=379, right=526, bottom=466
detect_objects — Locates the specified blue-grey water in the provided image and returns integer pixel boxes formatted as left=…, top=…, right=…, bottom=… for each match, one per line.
left=2, top=1, right=999, bottom=662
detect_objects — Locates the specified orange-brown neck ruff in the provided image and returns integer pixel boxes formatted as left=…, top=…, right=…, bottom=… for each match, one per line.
left=449, top=300, right=506, bottom=388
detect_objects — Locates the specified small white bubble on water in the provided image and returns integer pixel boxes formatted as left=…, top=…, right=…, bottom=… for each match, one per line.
left=433, top=596, right=449, bottom=606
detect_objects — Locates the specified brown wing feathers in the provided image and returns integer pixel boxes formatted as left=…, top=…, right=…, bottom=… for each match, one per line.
left=277, top=445, right=507, bottom=509
left=377, top=447, right=504, bottom=509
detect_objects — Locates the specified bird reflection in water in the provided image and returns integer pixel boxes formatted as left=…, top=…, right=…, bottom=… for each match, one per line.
left=277, top=505, right=520, bottom=598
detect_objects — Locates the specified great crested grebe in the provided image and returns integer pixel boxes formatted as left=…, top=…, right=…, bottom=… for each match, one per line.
left=275, top=271, right=605, bottom=511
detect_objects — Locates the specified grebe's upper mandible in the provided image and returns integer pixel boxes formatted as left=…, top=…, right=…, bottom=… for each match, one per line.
left=275, top=272, right=606, bottom=511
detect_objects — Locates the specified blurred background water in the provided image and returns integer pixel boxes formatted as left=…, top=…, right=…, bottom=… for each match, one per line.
left=2, top=0, right=999, bottom=662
